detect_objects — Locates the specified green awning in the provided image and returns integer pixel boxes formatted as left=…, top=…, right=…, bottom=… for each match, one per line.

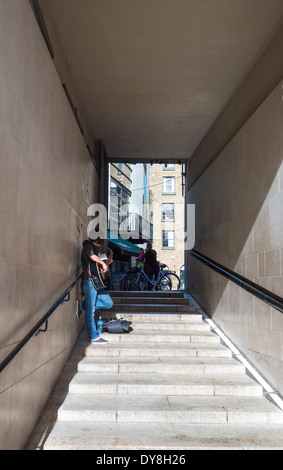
left=108, top=231, right=140, bottom=257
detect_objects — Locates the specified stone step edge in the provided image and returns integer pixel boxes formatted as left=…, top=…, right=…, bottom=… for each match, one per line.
left=69, top=374, right=263, bottom=397
left=78, top=364, right=245, bottom=374
left=109, top=305, right=196, bottom=310
left=84, top=342, right=232, bottom=358
left=100, top=332, right=220, bottom=344
left=112, top=297, right=191, bottom=301
left=109, top=291, right=185, bottom=296
left=57, top=396, right=283, bottom=424
left=105, top=313, right=202, bottom=320
left=43, top=421, right=283, bottom=450
left=122, top=323, right=211, bottom=331
left=77, top=357, right=245, bottom=374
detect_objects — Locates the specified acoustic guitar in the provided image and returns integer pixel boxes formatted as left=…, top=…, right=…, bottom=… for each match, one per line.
left=96, top=248, right=113, bottom=288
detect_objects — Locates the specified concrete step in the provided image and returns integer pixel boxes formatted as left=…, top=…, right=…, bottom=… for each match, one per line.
left=109, top=304, right=196, bottom=312
left=77, top=356, right=245, bottom=374
left=102, top=330, right=220, bottom=344
left=124, top=320, right=210, bottom=331
left=111, top=313, right=203, bottom=322
left=57, top=395, right=283, bottom=424
left=38, top=307, right=283, bottom=451
left=68, top=372, right=263, bottom=397
left=84, top=341, right=232, bottom=358
left=112, top=296, right=192, bottom=305
left=43, top=421, right=283, bottom=450
left=109, top=290, right=185, bottom=298
left=101, top=309, right=203, bottom=324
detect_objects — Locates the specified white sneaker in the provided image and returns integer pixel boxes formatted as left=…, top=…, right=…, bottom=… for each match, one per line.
left=91, top=337, right=109, bottom=344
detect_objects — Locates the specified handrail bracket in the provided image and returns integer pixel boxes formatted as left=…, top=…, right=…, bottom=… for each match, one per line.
left=36, top=320, right=49, bottom=335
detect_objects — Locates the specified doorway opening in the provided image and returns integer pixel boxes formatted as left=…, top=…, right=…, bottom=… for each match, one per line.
left=106, top=160, right=187, bottom=291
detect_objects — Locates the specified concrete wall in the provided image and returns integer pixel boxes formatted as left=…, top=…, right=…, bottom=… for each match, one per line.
left=187, top=78, right=283, bottom=394
left=188, top=24, right=283, bottom=187
left=0, top=0, right=98, bottom=449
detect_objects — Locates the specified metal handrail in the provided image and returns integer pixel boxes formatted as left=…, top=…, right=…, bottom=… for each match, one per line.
left=191, top=250, right=283, bottom=314
left=0, top=273, right=83, bottom=374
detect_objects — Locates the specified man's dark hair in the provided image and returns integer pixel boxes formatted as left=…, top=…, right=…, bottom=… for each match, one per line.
left=89, top=236, right=101, bottom=244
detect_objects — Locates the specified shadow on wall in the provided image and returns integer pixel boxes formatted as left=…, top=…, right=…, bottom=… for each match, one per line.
left=187, top=80, right=283, bottom=317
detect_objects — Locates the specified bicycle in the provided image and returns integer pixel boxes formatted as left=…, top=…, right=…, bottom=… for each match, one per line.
left=121, top=265, right=180, bottom=291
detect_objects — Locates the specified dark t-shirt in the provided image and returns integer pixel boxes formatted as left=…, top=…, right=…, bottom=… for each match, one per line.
left=143, top=249, right=159, bottom=271
left=81, top=240, right=100, bottom=280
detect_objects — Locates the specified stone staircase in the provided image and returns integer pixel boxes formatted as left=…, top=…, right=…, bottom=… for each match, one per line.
left=40, top=291, right=283, bottom=450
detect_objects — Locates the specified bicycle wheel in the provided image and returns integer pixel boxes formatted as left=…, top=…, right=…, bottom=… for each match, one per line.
left=119, top=274, right=128, bottom=291
left=124, top=273, right=141, bottom=291
left=159, top=272, right=180, bottom=290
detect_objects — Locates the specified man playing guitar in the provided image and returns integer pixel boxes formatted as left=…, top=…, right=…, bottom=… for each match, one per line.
left=81, top=235, right=113, bottom=344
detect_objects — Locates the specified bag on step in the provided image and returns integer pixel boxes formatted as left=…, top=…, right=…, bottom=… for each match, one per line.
left=103, top=318, right=132, bottom=334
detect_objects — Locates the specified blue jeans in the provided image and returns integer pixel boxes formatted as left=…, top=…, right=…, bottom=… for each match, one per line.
left=81, top=280, right=113, bottom=341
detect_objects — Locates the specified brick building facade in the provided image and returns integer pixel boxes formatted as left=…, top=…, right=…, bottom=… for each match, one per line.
left=150, top=164, right=185, bottom=275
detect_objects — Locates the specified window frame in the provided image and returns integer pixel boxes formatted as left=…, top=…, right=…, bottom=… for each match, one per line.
left=162, top=176, right=175, bottom=194
left=162, top=230, right=175, bottom=249
left=161, top=203, right=175, bottom=221
left=163, top=163, right=175, bottom=171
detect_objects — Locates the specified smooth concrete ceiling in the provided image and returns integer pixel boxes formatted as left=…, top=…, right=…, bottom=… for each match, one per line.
left=44, top=0, right=283, bottom=161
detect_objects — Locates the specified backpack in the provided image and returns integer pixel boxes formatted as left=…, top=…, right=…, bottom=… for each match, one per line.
left=103, top=318, right=132, bottom=334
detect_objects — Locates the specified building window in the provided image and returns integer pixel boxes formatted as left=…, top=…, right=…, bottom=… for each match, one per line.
left=162, top=230, right=175, bottom=249
left=162, top=177, right=175, bottom=194
left=109, top=177, right=132, bottom=231
left=163, top=163, right=175, bottom=170
left=162, top=203, right=175, bottom=221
